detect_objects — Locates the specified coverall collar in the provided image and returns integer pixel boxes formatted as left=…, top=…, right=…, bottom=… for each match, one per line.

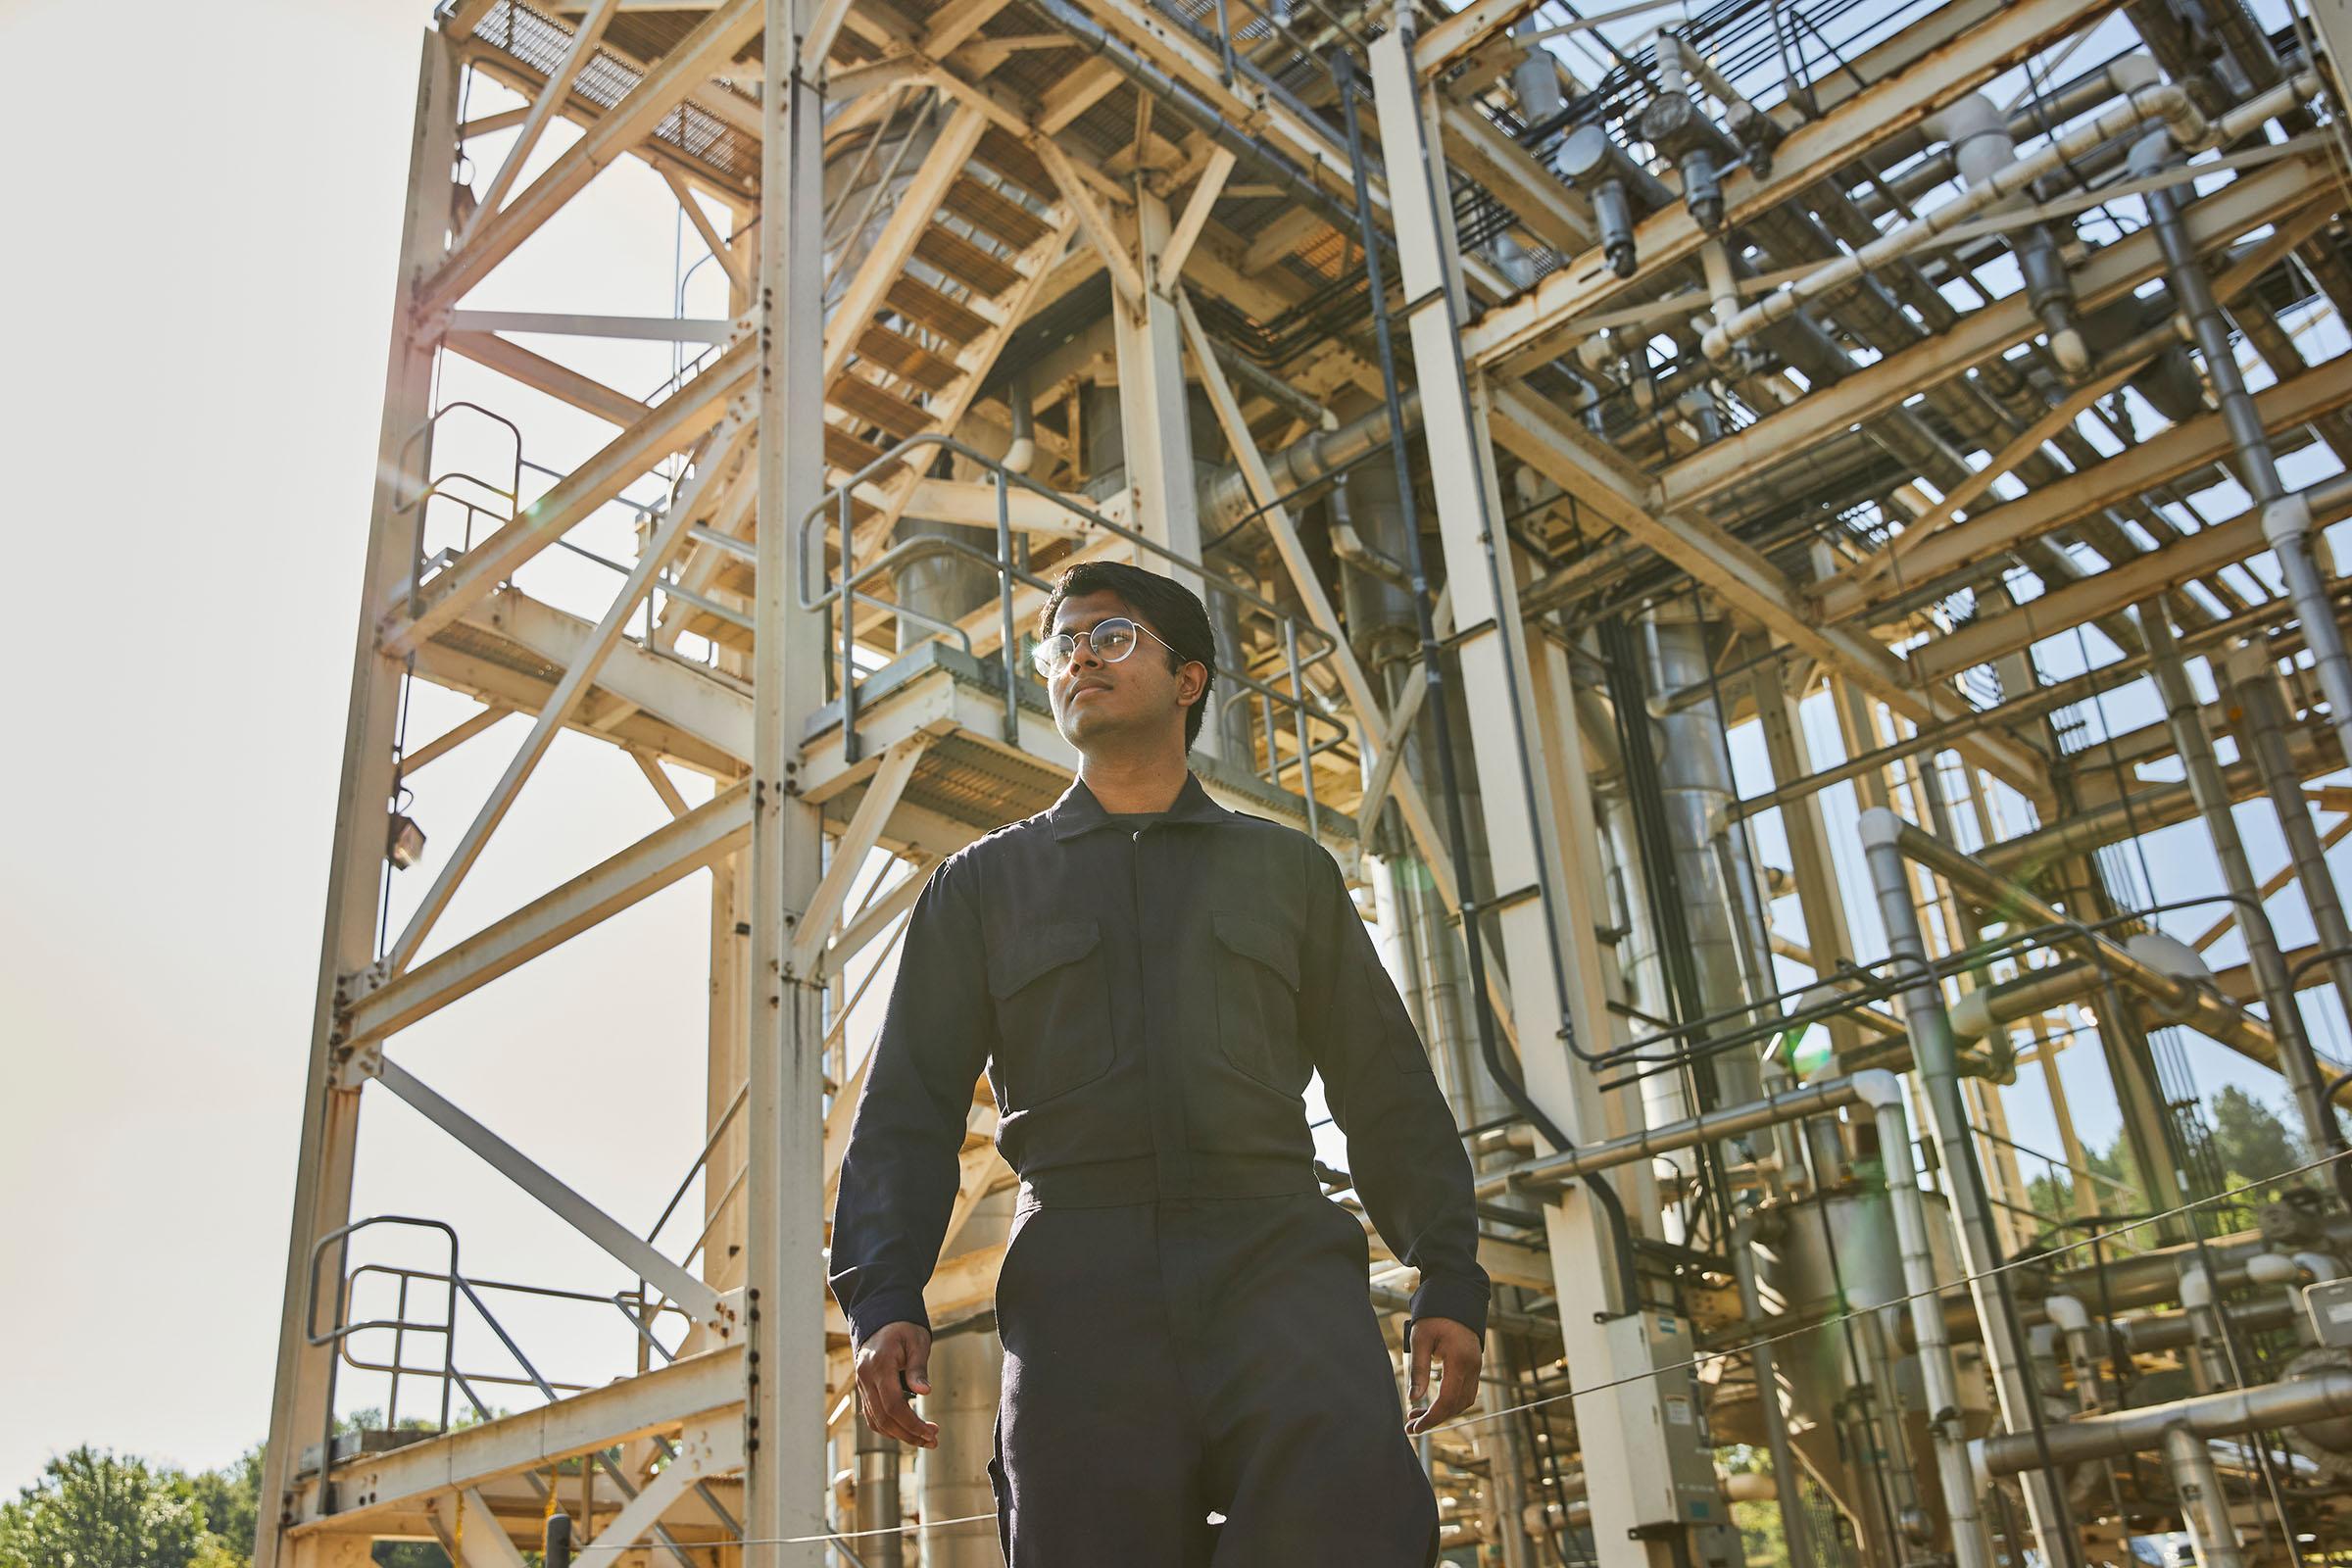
left=1049, top=768, right=1232, bottom=839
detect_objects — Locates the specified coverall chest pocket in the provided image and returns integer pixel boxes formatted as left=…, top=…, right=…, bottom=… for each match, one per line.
left=986, top=918, right=1114, bottom=1107
left=1211, top=910, right=1307, bottom=1095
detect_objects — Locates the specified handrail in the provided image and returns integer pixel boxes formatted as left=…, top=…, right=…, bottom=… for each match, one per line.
left=799, top=431, right=1348, bottom=837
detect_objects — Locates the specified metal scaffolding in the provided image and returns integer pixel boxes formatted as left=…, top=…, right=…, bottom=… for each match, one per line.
left=261, top=0, right=2352, bottom=1561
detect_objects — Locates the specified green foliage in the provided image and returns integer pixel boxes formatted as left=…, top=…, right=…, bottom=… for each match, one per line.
left=186, top=1448, right=262, bottom=1564
left=0, top=1447, right=209, bottom=1568
left=2207, top=1085, right=2306, bottom=1188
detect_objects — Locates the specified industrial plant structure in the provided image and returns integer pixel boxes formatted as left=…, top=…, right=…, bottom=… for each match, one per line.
left=260, top=0, right=2352, bottom=1561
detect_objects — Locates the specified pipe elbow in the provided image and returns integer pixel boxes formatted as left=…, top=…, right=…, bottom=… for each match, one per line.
left=1857, top=806, right=1905, bottom=851
left=2043, top=1293, right=2091, bottom=1334
left=1850, top=1068, right=1905, bottom=1111
left=2262, top=491, right=2314, bottom=553
left=2048, top=325, right=2090, bottom=377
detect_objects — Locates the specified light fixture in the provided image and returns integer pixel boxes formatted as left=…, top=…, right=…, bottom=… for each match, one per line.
left=387, top=812, right=427, bottom=870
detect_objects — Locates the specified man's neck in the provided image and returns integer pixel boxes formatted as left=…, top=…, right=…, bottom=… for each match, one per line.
left=1078, top=749, right=1190, bottom=815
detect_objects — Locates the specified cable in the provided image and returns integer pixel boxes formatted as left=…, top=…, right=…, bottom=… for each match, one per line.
left=1442, top=1142, right=2352, bottom=1436
left=558, top=1147, right=2352, bottom=1557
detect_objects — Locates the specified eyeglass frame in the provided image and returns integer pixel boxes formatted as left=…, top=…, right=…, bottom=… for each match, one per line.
left=1031, top=615, right=1189, bottom=681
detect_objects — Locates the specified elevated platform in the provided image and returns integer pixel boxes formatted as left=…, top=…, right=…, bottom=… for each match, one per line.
left=418, top=589, right=1359, bottom=871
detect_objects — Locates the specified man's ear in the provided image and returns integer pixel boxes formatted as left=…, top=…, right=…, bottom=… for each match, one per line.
left=1177, top=661, right=1209, bottom=706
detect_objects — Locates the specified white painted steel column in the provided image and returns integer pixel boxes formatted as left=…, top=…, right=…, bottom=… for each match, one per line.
left=1369, top=22, right=1677, bottom=1566
left=749, top=2, right=831, bottom=1560
left=1111, top=191, right=1204, bottom=583
left=257, top=30, right=458, bottom=1566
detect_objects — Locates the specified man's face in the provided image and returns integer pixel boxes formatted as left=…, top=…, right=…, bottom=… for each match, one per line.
left=1046, top=590, right=1204, bottom=752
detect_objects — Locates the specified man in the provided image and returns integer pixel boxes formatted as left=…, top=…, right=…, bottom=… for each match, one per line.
left=828, top=561, right=1489, bottom=1565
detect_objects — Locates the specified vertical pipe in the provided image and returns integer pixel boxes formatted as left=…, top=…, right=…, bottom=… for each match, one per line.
left=2142, top=603, right=2335, bottom=1153
left=2136, top=132, right=2283, bottom=506
left=1868, top=1092, right=1995, bottom=1568
left=1733, top=1213, right=1822, bottom=1568
left=1859, top=808, right=2070, bottom=1563
left=2223, top=652, right=2352, bottom=1042
left=2163, top=1424, right=2247, bottom=1568
left=855, top=1410, right=904, bottom=1567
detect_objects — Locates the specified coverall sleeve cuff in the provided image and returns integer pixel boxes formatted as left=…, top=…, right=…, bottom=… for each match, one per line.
left=846, top=1289, right=931, bottom=1349
left=1407, top=1274, right=1491, bottom=1342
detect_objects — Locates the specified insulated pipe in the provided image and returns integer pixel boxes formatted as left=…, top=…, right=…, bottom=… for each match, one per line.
left=1732, top=1211, right=1820, bottom=1568
left=2262, top=488, right=2352, bottom=792
left=1867, top=1079, right=1996, bottom=1568
left=1196, top=391, right=1422, bottom=533
left=2140, top=600, right=2337, bottom=1160
left=854, top=1409, right=904, bottom=1568
left=1472, top=1072, right=1893, bottom=1198
left=2041, top=1295, right=2104, bottom=1413
left=1934, top=92, right=2086, bottom=375
left=1976, top=1371, right=2352, bottom=1474
left=1882, top=817, right=2292, bottom=1079
left=1859, top=808, right=2068, bottom=1561
left=2164, top=1424, right=2247, bottom=1568
left=1701, top=74, right=2319, bottom=364
left=2135, top=130, right=2285, bottom=509
left=1001, top=377, right=1036, bottom=476
left=2179, top=1263, right=2229, bottom=1393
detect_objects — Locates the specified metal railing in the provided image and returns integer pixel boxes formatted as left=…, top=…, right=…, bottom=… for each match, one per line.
left=305, top=1214, right=695, bottom=1516
left=394, top=401, right=522, bottom=616
left=799, top=431, right=1349, bottom=835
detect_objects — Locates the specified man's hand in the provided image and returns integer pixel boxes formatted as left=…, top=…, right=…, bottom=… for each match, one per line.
left=1405, top=1316, right=1482, bottom=1436
left=854, top=1322, right=940, bottom=1448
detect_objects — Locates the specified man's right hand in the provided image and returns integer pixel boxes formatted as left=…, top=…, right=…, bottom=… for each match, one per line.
left=854, top=1321, right=940, bottom=1448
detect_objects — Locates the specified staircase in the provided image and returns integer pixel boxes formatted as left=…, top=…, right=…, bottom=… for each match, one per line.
left=668, top=120, right=1075, bottom=652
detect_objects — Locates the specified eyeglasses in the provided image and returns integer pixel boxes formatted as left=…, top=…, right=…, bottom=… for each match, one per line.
left=1031, top=616, right=1173, bottom=680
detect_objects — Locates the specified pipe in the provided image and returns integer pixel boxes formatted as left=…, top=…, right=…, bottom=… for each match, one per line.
left=1474, top=1073, right=1891, bottom=1198
left=1865, top=1079, right=1995, bottom=1568
left=1732, top=1211, right=1820, bottom=1568
left=2141, top=600, right=2339, bottom=1165
left=1976, top=1370, right=2352, bottom=1473
left=1883, top=817, right=2289, bottom=1078
left=1860, top=808, right=2068, bottom=1561
left=1934, top=92, right=2086, bottom=375
left=1197, top=390, right=1421, bottom=532
left=2261, top=487, right=2352, bottom=808
left=854, top=1408, right=904, bottom=1568
left=2179, top=1263, right=2229, bottom=1393
left=2221, top=645, right=2352, bottom=1059
left=2163, top=1424, right=2246, bottom=1568
left=1702, top=74, right=2319, bottom=363
left=1001, top=377, right=1035, bottom=476
left=2040, top=1295, right=2105, bottom=1413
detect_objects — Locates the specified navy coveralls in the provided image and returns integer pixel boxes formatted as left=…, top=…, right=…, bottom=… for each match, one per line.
left=828, top=772, right=1490, bottom=1565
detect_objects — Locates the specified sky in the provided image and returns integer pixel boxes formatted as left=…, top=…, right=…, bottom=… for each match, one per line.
left=0, top=0, right=740, bottom=1491
left=5, top=0, right=2351, bottom=1505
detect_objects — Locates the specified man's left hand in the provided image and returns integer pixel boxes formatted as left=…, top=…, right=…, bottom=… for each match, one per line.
left=1405, top=1316, right=1482, bottom=1435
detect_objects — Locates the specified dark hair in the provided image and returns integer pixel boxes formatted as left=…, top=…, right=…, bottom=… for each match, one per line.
left=1038, top=561, right=1216, bottom=750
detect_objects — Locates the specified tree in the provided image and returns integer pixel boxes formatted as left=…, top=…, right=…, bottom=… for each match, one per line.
left=2207, top=1085, right=2305, bottom=1187
left=0, top=1447, right=207, bottom=1568
left=187, top=1448, right=261, bottom=1565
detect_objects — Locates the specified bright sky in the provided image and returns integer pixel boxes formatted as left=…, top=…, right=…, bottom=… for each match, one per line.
left=9, top=0, right=2352, bottom=1506
left=0, top=0, right=737, bottom=1492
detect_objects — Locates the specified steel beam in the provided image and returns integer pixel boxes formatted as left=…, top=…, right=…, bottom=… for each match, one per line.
left=342, top=782, right=752, bottom=1044
left=419, top=0, right=765, bottom=316
left=258, top=34, right=460, bottom=1568
left=1460, top=0, right=2111, bottom=368
left=747, top=4, right=831, bottom=1559
left=1371, top=28, right=1675, bottom=1564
